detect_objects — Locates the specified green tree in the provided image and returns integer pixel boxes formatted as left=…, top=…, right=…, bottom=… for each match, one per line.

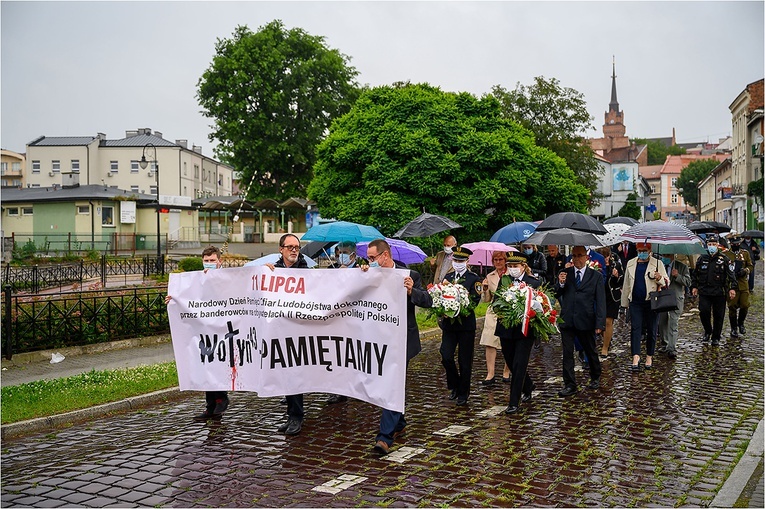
left=616, top=192, right=642, bottom=220
left=197, top=21, right=359, bottom=200
left=490, top=77, right=603, bottom=205
left=632, top=138, right=686, bottom=166
left=676, top=159, right=719, bottom=211
left=307, top=83, right=590, bottom=241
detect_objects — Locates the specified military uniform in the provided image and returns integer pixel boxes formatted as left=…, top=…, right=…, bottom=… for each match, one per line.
left=725, top=238, right=753, bottom=336
left=691, top=243, right=736, bottom=345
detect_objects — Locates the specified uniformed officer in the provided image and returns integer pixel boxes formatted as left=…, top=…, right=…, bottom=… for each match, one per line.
left=439, top=246, right=482, bottom=406
left=691, top=234, right=736, bottom=346
left=725, top=236, right=753, bottom=337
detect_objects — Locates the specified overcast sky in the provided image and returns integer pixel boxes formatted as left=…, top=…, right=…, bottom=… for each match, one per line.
left=2, top=1, right=763, bottom=157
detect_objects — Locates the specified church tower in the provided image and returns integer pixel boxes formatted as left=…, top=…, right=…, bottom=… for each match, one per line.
left=603, top=58, right=626, bottom=139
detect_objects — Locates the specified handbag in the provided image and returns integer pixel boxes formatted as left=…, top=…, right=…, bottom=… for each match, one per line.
left=649, top=287, right=677, bottom=312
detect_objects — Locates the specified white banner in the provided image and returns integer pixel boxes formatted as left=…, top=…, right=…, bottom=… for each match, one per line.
left=167, top=266, right=409, bottom=412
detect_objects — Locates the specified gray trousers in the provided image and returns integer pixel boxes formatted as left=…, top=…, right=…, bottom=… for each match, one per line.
left=658, top=304, right=682, bottom=354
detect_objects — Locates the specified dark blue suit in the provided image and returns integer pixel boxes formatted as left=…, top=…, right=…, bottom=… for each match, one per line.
left=555, top=266, right=606, bottom=389
left=439, top=270, right=482, bottom=400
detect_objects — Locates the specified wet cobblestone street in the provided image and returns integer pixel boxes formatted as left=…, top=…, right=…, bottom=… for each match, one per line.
left=2, top=276, right=763, bottom=507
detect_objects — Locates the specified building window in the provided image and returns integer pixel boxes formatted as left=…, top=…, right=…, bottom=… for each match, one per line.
left=183, top=186, right=187, bottom=196
left=183, top=162, right=187, bottom=176
left=650, top=184, right=656, bottom=194
left=150, top=185, right=157, bottom=195
left=22, top=207, right=33, bottom=216
left=71, top=159, right=80, bottom=171
left=150, top=161, right=157, bottom=171
left=671, top=177, right=678, bottom=188
left=0, top=162, right=7, bottom=174
left=77, top=205, right=90, bottom=215
left=102, top=206, right=114, bottom=226
left=32, top=160, right=41, bottom=173
left=12, top=162, right=21, bottom=172
left=194, top=165, right=199, bottom=178
left=671, top=193, right=678, bottom=204
left=131, top=160, right=139, bottom=173
left=52, top=160, right=61, bottom=173
left=130, top=185, right=139, bottom=193
left=110, top=161, right=119, bottom=172
left=7, top=207, right=19, bottom=216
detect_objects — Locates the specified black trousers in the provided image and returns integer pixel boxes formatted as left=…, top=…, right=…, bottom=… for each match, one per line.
left=286, top=394, right=304, bottom=421
left=499, top=327, right=535, bottom=407
left=560, top=327, right=601, bottom=389
left=699, top=294, right=727, bottom=341
left=440, top=329, right=475, bottom=398
left=205, top=391, right=227, bottom=408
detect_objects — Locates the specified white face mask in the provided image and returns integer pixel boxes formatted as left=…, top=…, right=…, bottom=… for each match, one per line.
left=444, top=246, right=454, bottom=254
left=452, top=261, right=467, bottom=273
left=508, top=267, right=524, bottom=279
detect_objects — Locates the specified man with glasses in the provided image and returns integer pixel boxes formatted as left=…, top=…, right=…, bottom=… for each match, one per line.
left=554, top=245, right=606, bottom=397
left=364, top=239, right=432, bottom=455
left=266, top=233, right=311, bottom=435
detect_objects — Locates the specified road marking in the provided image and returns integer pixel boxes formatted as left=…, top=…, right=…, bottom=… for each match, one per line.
left=384, top=446, right=425, bottom=463
left=312, top=474, right=367, bottom=494
left=433, top=425, right=471, bottom=437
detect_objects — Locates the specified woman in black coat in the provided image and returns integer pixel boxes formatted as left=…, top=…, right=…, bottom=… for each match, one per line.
left=598, top=246, right=623, bottom=359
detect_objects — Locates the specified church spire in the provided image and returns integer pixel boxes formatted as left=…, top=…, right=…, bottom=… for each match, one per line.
left=609, top=56, right=619, bottom=113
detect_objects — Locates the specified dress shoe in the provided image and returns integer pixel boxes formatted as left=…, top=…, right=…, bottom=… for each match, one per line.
left=703, top=333, right=711, bottom=343
left=630, top=364, right=640, bottom=373
left=502, top=377, right=511, bottom=384
left=448, top=389, right=458, bottom=400
left=667, top=351, right=677, bottom=359
left=739, top=325, right=746, bottom=335
left=212, top=397, right=229, bottom=416
left=644, top=363, right=653, bottom=370
left=284, top=418, right=302, bottom=436
left=393, top=426, right=406, bottom=439
left=730, top=329, right=739, bottom=338
left=587, top=379, right=600, bottom=390
left=456, top=396, right=468, bottom=406
left=480, top=378, right=496, bottom=386
left=193, top=409, right=221, bottom=422
left=277, top=420, right=290, bottom=432
left=711, top=339, right=720, bottom=346
left=558, top=386, right=577, bottom=397
left=504, top=405, right=519, bottom=414
left=521, top=392, right=532, bottom=403
left=326, top=394, right=348, bottom=404
left=374, top=440, right=390, bottom=454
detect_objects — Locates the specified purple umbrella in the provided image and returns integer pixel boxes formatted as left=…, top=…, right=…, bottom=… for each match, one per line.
left=356, top=238, right=427, bottom=265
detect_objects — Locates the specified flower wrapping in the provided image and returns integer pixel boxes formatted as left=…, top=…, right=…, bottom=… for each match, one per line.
left=427, top=281, right=472, bottom=320
left=491, top=280, right=559, bottom=341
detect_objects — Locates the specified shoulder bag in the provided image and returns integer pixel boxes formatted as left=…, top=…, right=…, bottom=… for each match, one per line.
left=648, top=258, right=677, bottom=312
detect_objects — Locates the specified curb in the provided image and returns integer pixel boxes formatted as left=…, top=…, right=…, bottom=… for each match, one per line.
left=710, top=418, right=765, bottom=507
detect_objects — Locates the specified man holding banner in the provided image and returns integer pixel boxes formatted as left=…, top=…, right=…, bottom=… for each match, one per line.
left=365, top=239, right=432, bottom=455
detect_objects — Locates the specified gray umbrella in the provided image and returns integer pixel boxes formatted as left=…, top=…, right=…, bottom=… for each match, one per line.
left=524, top=228, right=605, bottom=247
left=604, top=216, right=639, bottom=226
left=536, top=212, right=608, bottom=234
left=741, top=229, right=764, bottom=239
left=393, top=212, right=462, bottom=238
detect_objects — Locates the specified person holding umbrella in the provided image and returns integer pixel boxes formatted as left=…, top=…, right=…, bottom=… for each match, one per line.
left=657, top=252, right=691, bottom=359
left=621, top=242, right=668, bottom=371
left=521, top=243, right=547, bottom=284
left=479, top=251, right=512, bottom=385
left=691, top=234, right=737, bottom=346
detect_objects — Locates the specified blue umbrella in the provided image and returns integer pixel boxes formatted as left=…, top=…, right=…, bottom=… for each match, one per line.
left=301, top=221, right=384, bottom=243
left=489, top=222, right=538, bottom=244
left=244, top=253, right=318, bottom=268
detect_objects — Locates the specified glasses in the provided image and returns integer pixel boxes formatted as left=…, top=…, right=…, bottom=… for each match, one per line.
left=281, top=245, right=300, bottom=251
left=367, top=251, right=387, bottom=262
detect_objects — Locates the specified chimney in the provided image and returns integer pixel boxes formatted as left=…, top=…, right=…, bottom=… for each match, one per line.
left=176, top=139, right=188, bottom=149
left=193, top=145, right=203, bottom=154
left=138, top=128, right=152, bottom=136
left=97, top=132, right=106, bottom=140
left=154, top=131, right=162, bottom=139
left=126, top=130, right=139, bottom=138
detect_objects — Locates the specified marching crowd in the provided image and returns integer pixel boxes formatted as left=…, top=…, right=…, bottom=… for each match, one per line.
left=169, top=230, right=760, bottom=455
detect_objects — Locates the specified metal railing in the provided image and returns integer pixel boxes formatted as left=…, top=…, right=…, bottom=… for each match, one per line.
left=2, top=284, right=169, bottom=359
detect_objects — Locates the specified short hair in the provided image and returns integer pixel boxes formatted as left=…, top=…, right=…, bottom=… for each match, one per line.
left=201, top=245, right=221, bottom=259
left=368, top=238, right=390, bottom=254
left=279, top=233, right=300, bottom=247
left=336, top=240, right=356, bottom=251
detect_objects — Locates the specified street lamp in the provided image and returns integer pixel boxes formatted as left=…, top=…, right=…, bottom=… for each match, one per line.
left=139, top=144, right=162, bottom=272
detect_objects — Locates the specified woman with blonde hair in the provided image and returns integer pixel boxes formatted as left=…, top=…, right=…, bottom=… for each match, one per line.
left=479, top=251, right=511, bottom=384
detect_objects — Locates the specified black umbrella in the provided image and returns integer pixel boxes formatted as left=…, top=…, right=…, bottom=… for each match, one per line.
left=741, top=229, right=765, bottom=239
left=300, top=241, right=336, bottom=259
left=686, top=221, right=718, bottom=234
left=536, top=212, right=608, bottom=234
left=393, top=212, right=462, bottom=238
left=524, top=228, right=605, bottom=247
left=704, top=220, right=732, bottom=233
left=604, top=216, right=639, bottom=226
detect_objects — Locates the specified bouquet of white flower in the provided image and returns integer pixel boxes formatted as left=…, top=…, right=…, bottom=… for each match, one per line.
left=427, top=281, right=472, bottom=320
left=491, top=280, right=559, bottom=341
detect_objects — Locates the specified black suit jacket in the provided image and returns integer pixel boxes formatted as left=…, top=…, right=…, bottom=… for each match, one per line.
left=554, top=266, right=606, bottom=332
left=394, top=261, right=433, bottom=361
left=494, top=274, right=541, bottom=338
left=439, top=270, right=482, bottom=332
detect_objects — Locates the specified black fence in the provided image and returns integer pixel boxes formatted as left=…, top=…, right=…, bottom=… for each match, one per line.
left=2, top=255, right=179, bottom=294
left=1, top=285, right=169, bottom=359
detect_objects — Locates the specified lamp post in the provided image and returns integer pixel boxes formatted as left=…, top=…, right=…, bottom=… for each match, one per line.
left=139, top=144, right=161, bottom=273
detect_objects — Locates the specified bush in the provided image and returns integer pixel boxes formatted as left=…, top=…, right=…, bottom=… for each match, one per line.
left=177, top=257, right=203, bottom=272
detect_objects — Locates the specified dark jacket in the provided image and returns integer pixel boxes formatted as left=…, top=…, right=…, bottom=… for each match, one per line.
left=494, top=274, right=541, bottom=338
left=546, top=253, right=567, bottom=284
left=554, top=266, right=606, bottom=332
left=523, top=250, right=548, bottom=284
left=394, top=261, right=433, bottom=361
left=274, top=255, right=310, bottom=269
left=692, top=251, right=736, bottom=296
left=439, top=270, right=482, bottom=332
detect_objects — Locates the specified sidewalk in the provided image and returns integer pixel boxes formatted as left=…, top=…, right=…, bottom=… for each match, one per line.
left=1, top=272, right=763, bottom=507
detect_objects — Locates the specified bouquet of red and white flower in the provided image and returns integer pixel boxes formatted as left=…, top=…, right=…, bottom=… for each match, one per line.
left=586, top=259, right=602, bottom=272
left=427, top=281, right=472, bottom=320
left=491, top=280, right=559, bottom=341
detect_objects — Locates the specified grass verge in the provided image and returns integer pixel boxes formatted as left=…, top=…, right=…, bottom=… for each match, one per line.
left=1, top=362, right=178, bottom=425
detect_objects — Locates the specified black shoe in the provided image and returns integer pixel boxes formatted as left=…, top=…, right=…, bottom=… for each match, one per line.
left=279, top=396, right=287, bottom=404
left=739, top=325, right=746, bottom=335
left=480, top=378, right=496, bottom=386
left=630, top=364, right=641, bottom=373
left=558, top=386, right=577, bottom=397
left=730, top=329, right=739, bottom=338
left=667, top=351, right=677, bottom=359
left=644, top=364, right=653, bottom=370
left=521, top=392, right=532, bottom=403
left=448, top=389, right=458, bottom=400
left=284, top=418, right=302, bottom=436
left=326, top=394, right=348, bottom=404
left=587, top=379, right=600, bottom=390
left=212, top=397, right=229, bottom=417
left=193, top=409, right=220, bottom=422
left=703, top=333, right=711, bottom=343
left=456, top=396, right=468, bottom=406
left=277, top=420, right=290, bottom=432
left=502, top=377, right=511, bottom=384
left=534, top=337, right=541, bottom=349
left=711, top=339, right=720, bottom=346
left=504, top=405, right=519, bottom=414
